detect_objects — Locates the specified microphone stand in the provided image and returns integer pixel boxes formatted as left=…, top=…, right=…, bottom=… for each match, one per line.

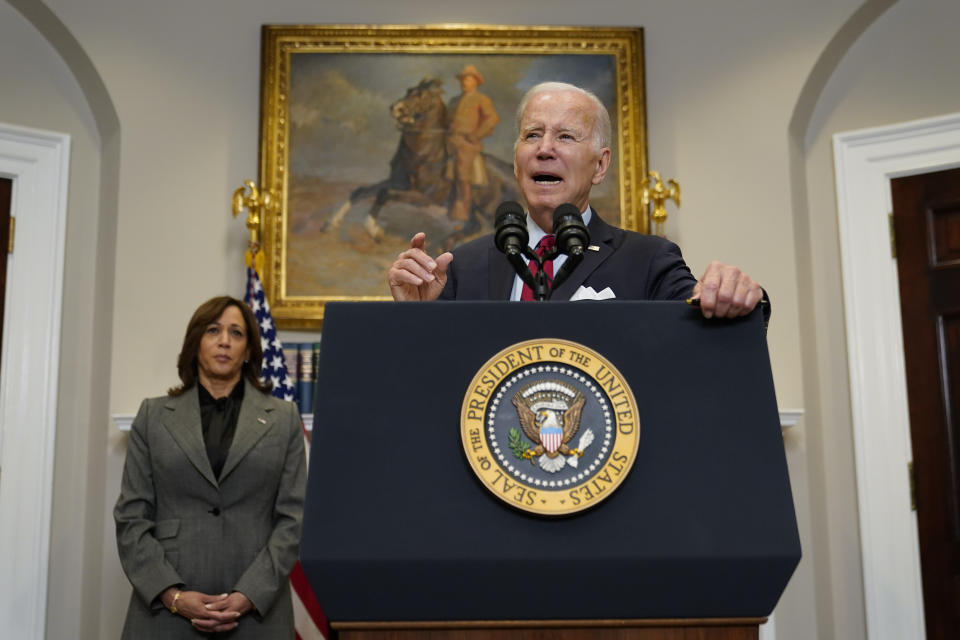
left=496, top=199, right=588, bottom=301
left=547, top=248, right=584, bottom=299
left=504, top=247, right=539, bottom=297
left=520, top=246, right=551, bottom=301
left=546, top=203, right=590, bottom=300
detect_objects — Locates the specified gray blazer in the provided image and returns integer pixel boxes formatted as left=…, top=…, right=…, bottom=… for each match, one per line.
left=115, top=380, right=306, bottom=639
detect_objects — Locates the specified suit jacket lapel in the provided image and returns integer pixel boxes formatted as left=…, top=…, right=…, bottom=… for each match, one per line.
left=161, top=386, right=219, bottom=488
left=487, top=245, right=516, bottom=300
left=219, top=380, right=277, bottom=482
left=550, top=211, right=618, bottom=301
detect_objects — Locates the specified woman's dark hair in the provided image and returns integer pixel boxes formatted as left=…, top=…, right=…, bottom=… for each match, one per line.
left=168, top=296, right=272, bottom=396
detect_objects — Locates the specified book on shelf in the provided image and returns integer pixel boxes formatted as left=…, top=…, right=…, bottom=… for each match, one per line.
left=297, top=342, right=314, bottom=415
left=280, top=340, right=322, bottom=415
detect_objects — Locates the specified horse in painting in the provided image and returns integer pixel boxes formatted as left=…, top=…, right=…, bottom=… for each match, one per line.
left=324, top=77, right=519, bottom=241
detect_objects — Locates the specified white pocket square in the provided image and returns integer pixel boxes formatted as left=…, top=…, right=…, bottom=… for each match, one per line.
left=570, top=285, right=616, bottom=301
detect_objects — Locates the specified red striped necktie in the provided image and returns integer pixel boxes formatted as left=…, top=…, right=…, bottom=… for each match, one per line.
left=520, top=234, right=556, bottom=301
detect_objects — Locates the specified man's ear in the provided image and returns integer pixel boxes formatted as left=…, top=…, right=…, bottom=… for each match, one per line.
left=592, top=147, right=612, bottom=185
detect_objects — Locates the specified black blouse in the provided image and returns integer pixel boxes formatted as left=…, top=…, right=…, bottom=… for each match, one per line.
left=198, top=381, right=244, bottom=479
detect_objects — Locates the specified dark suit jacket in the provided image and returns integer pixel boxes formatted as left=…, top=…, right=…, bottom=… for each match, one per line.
left=440, top=211, right=698, bottom=301
left=115, top=380, right=306, bottom=639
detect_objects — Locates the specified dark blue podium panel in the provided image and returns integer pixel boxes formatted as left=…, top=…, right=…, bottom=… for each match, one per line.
left=302, top=301, right=799, bottom=622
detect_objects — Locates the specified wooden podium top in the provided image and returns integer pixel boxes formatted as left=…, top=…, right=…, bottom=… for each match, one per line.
left=334, top=617, right=766, bottom=639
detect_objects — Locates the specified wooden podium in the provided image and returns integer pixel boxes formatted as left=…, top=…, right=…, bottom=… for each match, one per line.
left=333, top=618, right=765, bottom=639
left=302, top=302, right=799, bottom=639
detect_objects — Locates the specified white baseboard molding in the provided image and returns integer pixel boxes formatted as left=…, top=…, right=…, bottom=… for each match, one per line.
left=114, top=409, right=804, bottom=433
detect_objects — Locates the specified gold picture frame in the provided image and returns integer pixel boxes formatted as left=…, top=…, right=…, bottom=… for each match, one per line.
left=259, top=24, right=647, bottom=328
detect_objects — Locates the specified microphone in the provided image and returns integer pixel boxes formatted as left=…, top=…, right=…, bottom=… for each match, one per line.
left=493, top=201, right=540, bottom=297
left=552, top=203, right=589, bottom=257
left=494, top=201, right=528, bottom=256
left=549, top=203, right=590, bottom=297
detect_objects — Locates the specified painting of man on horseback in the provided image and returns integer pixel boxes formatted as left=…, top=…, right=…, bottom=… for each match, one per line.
left=323, top=70, right=519, bottom=246
left=277, top=48, right=622, bottom=303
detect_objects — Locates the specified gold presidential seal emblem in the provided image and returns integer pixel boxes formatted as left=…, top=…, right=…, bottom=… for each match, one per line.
left=461, top=339, right=640, bottom=516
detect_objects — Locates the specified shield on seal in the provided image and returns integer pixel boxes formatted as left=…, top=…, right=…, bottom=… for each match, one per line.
left=540, top=422, right=563, bottom=454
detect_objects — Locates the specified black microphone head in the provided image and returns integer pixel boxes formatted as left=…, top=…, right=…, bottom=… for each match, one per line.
left=552, top=203, right=582, bottom=227
left=494, top=201, right=528, bottom=255
left=495, top=200, right=525, bottom=221
left=552, top=203, right=589, bottom=255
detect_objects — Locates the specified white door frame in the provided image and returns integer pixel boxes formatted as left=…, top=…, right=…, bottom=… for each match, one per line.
left=0, top=122, right=69, bottom=640
left=833, top=112, right=960, bottom=640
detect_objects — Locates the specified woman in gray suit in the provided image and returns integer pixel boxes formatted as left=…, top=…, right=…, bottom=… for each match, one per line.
left=115, top=296, right=306, bottom=638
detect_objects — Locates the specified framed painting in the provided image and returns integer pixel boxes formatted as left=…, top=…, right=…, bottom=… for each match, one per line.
left=259, top=24, right=647, bottom=327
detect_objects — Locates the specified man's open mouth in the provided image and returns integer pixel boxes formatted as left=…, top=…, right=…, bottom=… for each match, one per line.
left=533, top=173, right=562, bottom=185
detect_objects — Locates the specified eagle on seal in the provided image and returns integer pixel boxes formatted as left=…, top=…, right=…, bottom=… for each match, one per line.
left=512, top=382, right=587, bottom=463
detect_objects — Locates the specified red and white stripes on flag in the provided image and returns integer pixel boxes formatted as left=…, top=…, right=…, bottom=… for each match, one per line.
left=290, top=563, right=329, bottom=640
left=245, top=266, right=329, bottom=640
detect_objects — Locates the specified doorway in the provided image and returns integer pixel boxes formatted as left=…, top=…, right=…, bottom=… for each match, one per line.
left=0, top=123, right=69, bottom=639
left=891, top=166, right=960, bottom=639
left=0, top=177, right=9, bottom=373
left=833, top=112, right=960, bottom=640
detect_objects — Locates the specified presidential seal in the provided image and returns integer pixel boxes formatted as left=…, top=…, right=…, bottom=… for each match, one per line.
left=460, top=339, right=639, bottom=516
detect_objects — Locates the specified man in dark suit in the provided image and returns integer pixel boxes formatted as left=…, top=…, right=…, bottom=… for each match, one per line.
left=388, top=81, right=764, bottom=318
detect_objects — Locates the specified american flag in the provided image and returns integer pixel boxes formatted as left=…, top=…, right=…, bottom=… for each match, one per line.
left=245, top=266, right=329, bottom=640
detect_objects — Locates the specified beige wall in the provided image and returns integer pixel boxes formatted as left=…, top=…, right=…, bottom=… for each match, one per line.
left=2, top=0, right=958, bottom=637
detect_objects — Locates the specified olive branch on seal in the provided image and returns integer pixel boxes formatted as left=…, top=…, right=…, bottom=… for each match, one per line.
left=508, top=428, right=531, bottom=459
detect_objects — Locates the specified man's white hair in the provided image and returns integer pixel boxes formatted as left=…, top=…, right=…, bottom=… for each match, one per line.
left=514, top=81, right=612, bottom=152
